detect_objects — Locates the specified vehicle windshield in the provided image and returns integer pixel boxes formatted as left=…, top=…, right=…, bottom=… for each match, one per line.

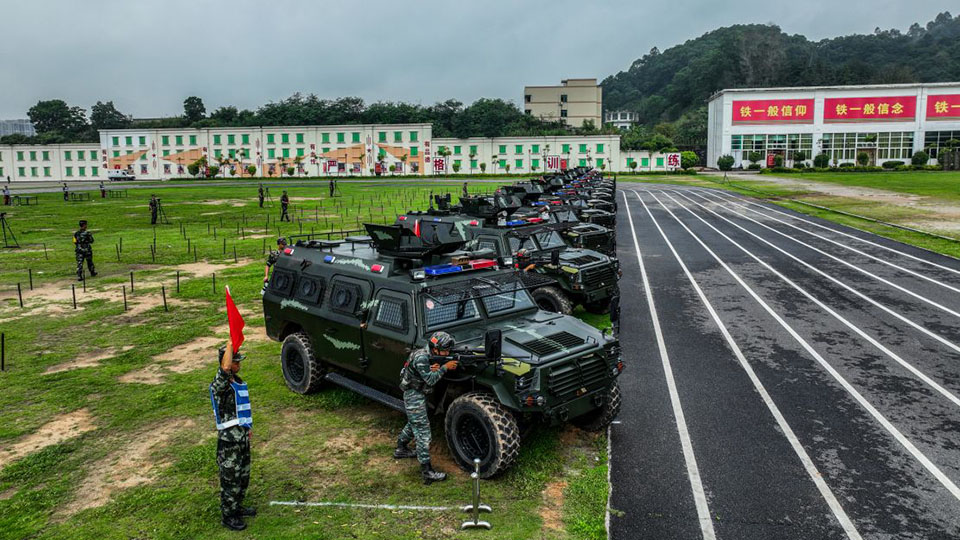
left=508, top=235, right=537, bottom=252
left=423, top=294, right=480, bottom=329
left=534, top=231, right=566, bottom=249
left=479, top=287, right=536, bottom=316
left=552, top=210, right=579, bottom=223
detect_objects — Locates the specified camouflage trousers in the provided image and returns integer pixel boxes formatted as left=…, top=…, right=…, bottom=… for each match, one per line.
left=280, top=205, right=290, bottom=221
left=75, top=251, right=95, bottom=279
left=397, top=389, right=432, bottom=465
left=217, top=433, right=251, bottom=518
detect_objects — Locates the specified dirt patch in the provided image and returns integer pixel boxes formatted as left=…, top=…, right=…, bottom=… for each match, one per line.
left=44, top=346, right=134, bottom=374
left=0, top=487, right=16, bottom=500
left=170, top=260, right=254, bottom=277
left=0, top=409, right=97, bottom=469
left=289, top=197, right=328, bottom=202
left=193, top=199, right=249, bottom=208
left=60, top=419, right=195, bottom=516
left=118, top=336, right=222, bottom=384
left=540, top=480, right=568, bottom=531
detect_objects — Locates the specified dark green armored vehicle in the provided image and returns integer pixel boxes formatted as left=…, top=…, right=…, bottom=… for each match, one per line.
left=262, top=224, right=623, bottom=477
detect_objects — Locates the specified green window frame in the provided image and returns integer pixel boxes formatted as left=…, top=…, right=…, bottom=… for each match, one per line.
left=532, top=158, right=540, bottom=169
left=162, top=150, right=170, bottom=157
left=640, top=157, right=649, bottom=167
left=64, top=151, right=72, bottom=161
left=241, top=148, right=250, bottom=158
left=321, top=147, right=330, bottom=154
left=562, top=144, right=570, bottom=153
left=579, top=144, right=587, bottom=153
left=78, top=167, right=86, bottom=177
left=470, top=159, right=478, bottom=169
left=162, top=135, right=170, bottom=146
left=596, top=158, right=603, bottom=167
left=267, top=134, right=275, bottom=144
left=655, top=157, right=663, bottom=167
left=242, top=134, right=250, bottom=145
left=65, top=167, right=73, bottom=176
left=175, top=135, right=183, bottom=145
left=532, top=144, right=540, bottom=154
left=43, top=166, right=51, bottom=177
left=352, top=132, right=360, bottom=143
left=596, top=143, right=604, bottom=153
left=469, top=145, right=478, bottom=156
left=112, top=137, right=119, bottom=146
left=379, top=148, right=386, bottom=159
left=189, top=135, right=197, bottom=145
left=453, top=159, right=461, bottom=167
left=267, top=148, right=275, bottom=159
left=282, top=148, right=290, bottom=158
left=498, top=159, right=506, bottom=168
left=322, top=133, right=330, bottom=144
left=410, top=146, right=419, bottom=157
left=77, top=151, right=84, bottom=160
left=18, top=167, right=25, bottom=176
left=296, top=133, right=304, bottom=144
left=125, top=136, right=132, bottom=146
left=0, top=167, right=3, bottom=176
left=213, top=134, right=222, bottom=145
left=112, top=150, right=120, bottom=157
left=29, top=151, right=36, bottom=161
left=281, top=133, right=290, bottom=144
left=337, top=132, right=345, bottom=143
left=515, top=145, right=523, bottom=154
left=92, top=167, right=98, bottom=176
left=42, top=151, right=49, bottom=161
left=394, top=131, right=402, bottom=143
left=515, top=159, right=523, bottom=169
left=498, top=145, right=506, bottom=154
left=140, top=153, right=147, bottom=161
left=578, top=159, right=586, bottom=167
left=228, top=149, right=237, bottom=158
left=138, top=136, right=146, bottom=146
left=296, top=148, right=304, bottom=157
left=228, top=134, right=236, bottom=145
left=409, top=131, right=418, bottom=142
left=16, top=151, right=24, bottom=161
left=453, top=146, right=461, bottom=155
left=378, top=132, right=387, bottom=143
left=626, top=158, right=636, bottom=167
left=214, top=149, right=222, bottom=158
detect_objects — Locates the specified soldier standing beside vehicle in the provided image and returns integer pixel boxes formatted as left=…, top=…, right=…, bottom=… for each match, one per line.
left=264, top=237, right=286, bottom=284
left=74, top=220, right=96, bottom=280
left=210, top=344, right=256, bottom=531
left=257, top=184, right=264, bottom=208
left=279, top=190, right=290, bottom=222
left=149, top=195, right=159, bottom=225
left=394, top=331, right=458, bottom=484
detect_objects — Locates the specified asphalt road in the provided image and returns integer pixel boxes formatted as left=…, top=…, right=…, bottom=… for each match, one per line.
left=610, top=184, right=960, bottom=540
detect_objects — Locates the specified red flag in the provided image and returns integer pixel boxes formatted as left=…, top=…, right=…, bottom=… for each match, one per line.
left=413, top=219, right=421, bottom=238
left=225, top=286, right=245, bottom=353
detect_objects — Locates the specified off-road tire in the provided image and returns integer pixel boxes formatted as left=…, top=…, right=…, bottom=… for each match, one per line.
left=532, top=286, right=574, bottom=315
left=572, top=380, right=622, bottom=432
left=584, top=300, right=610, bottom=315
left=281, top=332, right=324, bottom=394
left=444, top=393, right=520, bottom=478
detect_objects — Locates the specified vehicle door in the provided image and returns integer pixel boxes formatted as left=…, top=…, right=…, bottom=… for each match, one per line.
left=322, top=275, right=373, bottom=374
left=362, top=289, right=417, bottom=392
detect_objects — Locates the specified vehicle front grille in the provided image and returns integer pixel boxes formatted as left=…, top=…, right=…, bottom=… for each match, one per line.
left=566, top=254, right=601, bottom=266
left=547, top=355, right=610, bottom=401
left=518, top=331, right=586, bottom=356
left=581, top=265, right=618, bottom=288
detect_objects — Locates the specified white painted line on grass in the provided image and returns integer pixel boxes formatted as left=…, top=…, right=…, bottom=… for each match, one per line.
left=626, top=190, right=863, bottom=540
left=270, top=501, right=452, bottom=511
left=705, top=188, right=960, bottom=277
left=633, top=189, right=960, bottom=503
left=622, top=190, right=717, bottom=540
left=664, top=189, right=960, bottom=409
left=697, top=189, right=960, bottom=295
left=690, top=190, right=960, bottom=323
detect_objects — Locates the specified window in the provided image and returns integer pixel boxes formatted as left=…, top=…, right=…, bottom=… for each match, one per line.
left=242, top=134, right=250, bottom=145
left=64, top=151, right=72, bottom=161
left=560, top=109, right=568, bottom=118
left=322, top=147, right=330, bottom=153
left=162, top=135, right=170, bottom=146
left=125, top=136, right=132, bottom=146
left=17, top=167, right=25, bottom=176
left=337, top=132, right=345, bottom=143
left=228, top=149, right=236, bottom=158
left=374, top=297, right=409, bottom=331
left=532, top=158, right=539, bottom=169
left=190, top=135, right=197, bottom=146
left=228, top=134, right=235, bottom=145
left=41, top=151, right=49, bottom=161
left=655, top=157, right=664, bottom=167
left=469, top=145, right=478, bottom=156
left=515, top=144, right=523, bottom=154
left=424, top=295, right=480, bottom=329
left=91, top=166, right=98, bottom=176
left=267, top=148, right=275, bottom=159
left=213, top=134, right=222, bottom=145
left=79, top=167, right=86, bottom=177
left=296, top=133, right=304, bottom=144
left=596, top=158, right=603, bottom=167
left=138, top=136, right=146, bottom=146
left=0, top=167, right=3, bottom=176
left=65, top=167, right=73, bottom=176
left=140, top=153, right=147, bottom=161
left=163, top=149, right=170, bottom=157
left=113, top=150, right=120, bottom=157
left=281, top=133, right=290, bottom=144
left=352, top=132, right=360, bottom=143
left=43, top=167, right=51, bottom=177
left=242, top=148, right=250, bottom=158
left=531, top=144, right=539, bottom=154
left=453, top=159, right=461, bottom=168
left=296, top=148, right=304, bottom=157
left=560, top=94, right=568, bottom=103
left=515, top=159, right=523, bottom=169
left=561, top=144, right=570, bottom=153
left=378, top=132, right=386, bottom=143
left=77, top=151, right=84, bottom=160
left=175, top=135, right=183, bottom=145
left=410, top=146, right=419, bottom=157
left=267, top=134, right=275, bottom=144
left=111, top=137, right=119, bottom=146
left=470, top=159, right=478, bottom=169
left=481, top=288, right=535, bottom=315
left=925, top=130, right=960, bottom=158
left=214, top=149, right=222, bottom=158
left=322, top=133, right=330, bottom=144
left=30, top=167, right=37, bottom=177
left=578, top=159, right=586, bottom=166
left=579, top=144, right=587, bottom=153
left=16, top=151, right=24, bottom=161
left=597, top=143, right=604, bottom=153
left=409, top=131, right=418, bottom=142
left=282, top=148, right=290, bottom=158
left=525, top=94, right=531, bottom=103
left=330, top=281, right=362, bottom=315
left=498, top=159, right=506, bottom=168
left=394, top=131, right=402, bottom=143
left=453, top=145, right=461, bottom=155
left=29, top=151, right=36, bottom=161
left=126, top=150, right=133, bottom=155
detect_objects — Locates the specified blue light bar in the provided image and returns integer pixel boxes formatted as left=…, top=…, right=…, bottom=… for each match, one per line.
left=432, top=218, right=441, bottom=222
left=424, top=264, right=463, bottom=276
left=505, top=220, right=526, bottom=226
left=531, top=201, right=547, bottom=206
left=323, top=255, right=335, bottom=263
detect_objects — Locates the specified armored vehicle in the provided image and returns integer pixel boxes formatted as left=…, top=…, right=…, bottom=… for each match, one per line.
left=514, top=203, right=616, bottom=255
left=262, top=223, right=623, bottom=477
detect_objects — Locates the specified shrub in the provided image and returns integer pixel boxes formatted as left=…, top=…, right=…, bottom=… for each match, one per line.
left=747, top=151, right=762, bottom=163
left=912, top=150, right=930, bottom=166
left=838, top=162, right=855, bottom=168
left=389, top=164, right=396, bottom=173
left=479, top=163, right=487, bottom=173
left=773, top=155, right=784, bottom=167
left=717, top=155, right=735, bottom=171
left=187, top=163, right=200, bottom=177
left=229, top=167, right=237, bottom=176
left=286, top=167, right=295, bottom=176
left=881, top=160, right=903, bottom=169
left=680, top=151, right=699, bottom=170
left=793, top=150, right=807, bottom=162
left=206, top=165, right=220, bottom=177
left=747, top=163, right=761, bottom=170
left=813, top=153, right=830, bottom=168
left=857, top=152, right=870, bottom=166
left=246, top=165, right=256, bottom=175
left=452, top=162, right=461, bottom=173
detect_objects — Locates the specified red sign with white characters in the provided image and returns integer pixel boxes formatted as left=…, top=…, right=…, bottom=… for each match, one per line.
left=823, top=96, right=916, bottom=122
left=732, top=99, right=815, bottom=124
left=927, top=95, right=960, bottom=120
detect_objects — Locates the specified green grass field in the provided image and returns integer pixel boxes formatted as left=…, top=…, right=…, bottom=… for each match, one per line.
left=785, top=170, right=960, bottom=200
left=0, top=182, right=609, bottom=540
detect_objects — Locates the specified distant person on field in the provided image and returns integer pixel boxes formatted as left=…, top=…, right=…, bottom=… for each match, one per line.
left=62, top=183, right=69, bottom=202
left=99, top=181, right=106, bottom=198
left=149, top=195, right=159, bottom=225
left=2, top=185, right=10, bottom=206
left=279, top=190, right=290, bottom=221
left=257, top=183, right=264, bottom=208
left=73, top=219, right=96, bottom=280
left=328, top=178, right=335, bottom=197
left=462, top=182, right=468, bottom=198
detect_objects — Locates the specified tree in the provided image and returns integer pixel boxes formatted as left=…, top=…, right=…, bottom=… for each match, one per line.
left=747, top=151, right=763, bottom=164
left=480, top=162, right=487, bottom=173
left=187, top=162, right=200, bottom=177
left=27, top=99, right=87, bottom=135
left=680, top=151, right=699, bottom=169
left=389, top=164, right=396, bottom=174
left=90, top=101, right=131, bottom=130
left=452, top=162, right=461, bottom=173
left=813, top=153, right=831, bottom=168
left=207, top=165, right=220, bottom=177
left=773, top=154, right=785, bottom=167
left=287, top=166, right=296, bottom=176
left=717, top=155, right=735, bottom=171
left=629, top=160, right=639, bottom=172
left=183, top=96, right=206, bottom=124
left=912, top=150, right=930, bottom=166
left=246, top=165, right=257, bottom=176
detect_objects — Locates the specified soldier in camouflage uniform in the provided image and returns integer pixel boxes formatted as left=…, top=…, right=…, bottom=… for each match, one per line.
left=149, top=195, right=159, bottom=225
left=394, top=331, right=458, bottom=484
left=257, top=184, right=265, bottom=208
left=264, top=237, right=286, bottom=284
left=279, top=190, right=290, bottom=222
left=73, top=220, right=96, bottom=281
left=210, top=344, right=256, bottom=531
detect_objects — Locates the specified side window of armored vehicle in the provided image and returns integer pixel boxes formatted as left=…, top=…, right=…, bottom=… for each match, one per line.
left=295, top=274, right=324, bottom=305
left=535, top=231, right=565, bottom=249
left=479, top=286, right=536, bottom=315
left=269, top=268, right=296, bottom=297
left=329, top=280, right=362, bottom=316
left=508, top=236, right=535, bottom=253
left=476, top=236, right=500, bottom=256
left=424, top=294, right=480, bottom=329
left=373, top=294, right=409, bottom=332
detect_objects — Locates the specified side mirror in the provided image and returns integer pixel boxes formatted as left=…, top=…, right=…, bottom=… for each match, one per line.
left=550, top=250, right=560, bottom=267
left=484, top=329, right=502, bottom=360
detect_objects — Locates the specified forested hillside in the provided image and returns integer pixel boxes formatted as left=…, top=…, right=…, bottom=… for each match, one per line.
left=604, top=11, right=960, bottom=149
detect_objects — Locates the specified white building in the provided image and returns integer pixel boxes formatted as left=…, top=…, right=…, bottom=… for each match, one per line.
left=706, top=82, right=960, bottom=168
left=524, top=79, right=602, bottom=128
left=0, top=143, right=103, bottom=182
left=604, top=110, right=638, bottom=130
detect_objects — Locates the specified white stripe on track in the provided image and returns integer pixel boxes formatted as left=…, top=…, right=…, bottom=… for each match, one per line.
left=662, top=189, right=960, bottom=408
left=633, top=189, right=960, bottom=503
left=687, top=190, right=960, bottom=323
left=621, top=190, right=717, bottom=540
left=623, top=190, right=864, bottom=540
left=705, top=188, right=960, bottom=277
left=695, top=189, right=960, bottom=295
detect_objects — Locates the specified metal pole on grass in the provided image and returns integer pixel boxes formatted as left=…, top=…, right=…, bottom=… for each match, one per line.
left=123, top=285, right=127, bottom=311
left=17, top=283, right=23, bottom=308
left=71, top=284, right=77, bottom=309
left=28, top=269, right=33, bottom=290
left=162, top=285, right=168, bottom=312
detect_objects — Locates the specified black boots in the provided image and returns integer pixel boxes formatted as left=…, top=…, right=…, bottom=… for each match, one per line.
left=221, top=515, right=246, bottom=531
left=421, top=462, right=447, bottom=485
left=393, top=442, right=416, bottom=459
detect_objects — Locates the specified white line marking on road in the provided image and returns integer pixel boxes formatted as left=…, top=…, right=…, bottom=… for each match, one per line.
left=625, top=190, right=863, bottom=540
left=706, top=188, right=960, bottom=277
left=270, top=500, right=451, bottom=511
left=622, top=190, right=717, bottom=540
left=633, top=188, right=960, bottom=503
left=664, top=189, right=960, bottom=408
left=690, top=190, right=960, bottom=322
left=697, top=189, right=960, bottom=295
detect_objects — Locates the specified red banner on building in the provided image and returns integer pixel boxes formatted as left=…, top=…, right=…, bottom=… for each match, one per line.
left=927, top=95, right=960, bottom=120
left=823, top=96, right=916, bottom=122
left=732, top=99, right=815, bottom=124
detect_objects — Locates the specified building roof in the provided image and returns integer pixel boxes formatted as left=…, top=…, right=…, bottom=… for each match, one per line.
left=708, top=81, right=960, bottom=102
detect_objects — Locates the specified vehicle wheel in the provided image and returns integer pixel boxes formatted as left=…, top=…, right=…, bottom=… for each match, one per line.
left=444, top=393, right=520, bottom=478
left=584, top=300, right=610, bottom=315
left=280, top=331, right=324, bottom=394
left=572, top=381, right=621, bottom=432
left=532, top=286, right=574, bottom=315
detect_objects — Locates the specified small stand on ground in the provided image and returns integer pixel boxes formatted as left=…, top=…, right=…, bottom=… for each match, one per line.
left=0, top=212, right=20, bottom=248
left=155, top=199, right=171, bottom=225
left=461, top=458, right=492, bottom=530
left=69, top=192, right=91, bottom=202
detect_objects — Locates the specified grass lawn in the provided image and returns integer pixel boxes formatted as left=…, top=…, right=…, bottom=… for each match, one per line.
left=0, top=181, right=609, bottom=540
left=781, top=170, right=960, bottom=200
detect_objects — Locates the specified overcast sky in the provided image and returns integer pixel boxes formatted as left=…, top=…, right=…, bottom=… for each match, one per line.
left=1, top=0, right=955, bottom=119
